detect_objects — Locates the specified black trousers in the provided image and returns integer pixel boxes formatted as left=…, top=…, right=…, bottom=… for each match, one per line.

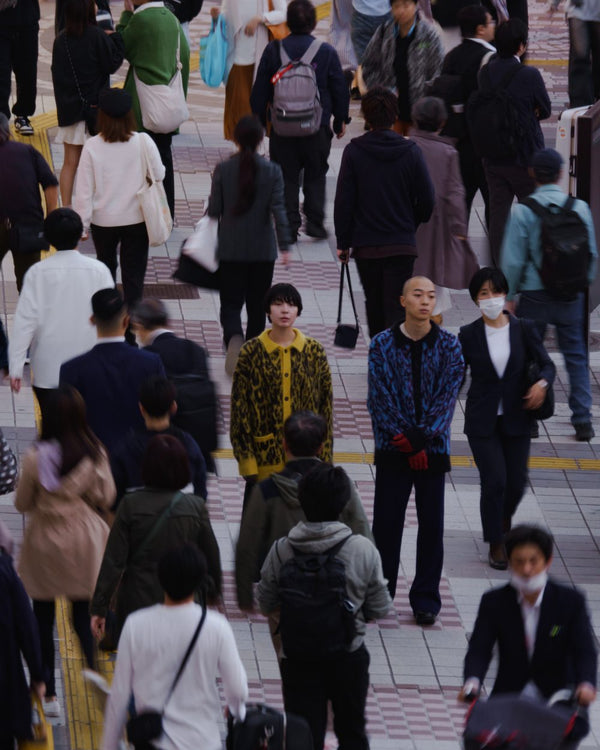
left=468, top=420, right=531, bottom=544
left=33, top=599, right=95, bottom=697
left=32, top=386, right=56, bottom=431
left=91, top=222, right=149, bottom=310
left=355, top=255, right=415, bottom=338
left=218, top=260, right=275, bottom=346
left=483, top=161, right=535, bottom=267
left=0, top=24, right=38, bottom=119
left=568, top=17, right=600, bottom=108
left=281, top=645, right=370, bottom=750
left=457, top=139, right=489, bottom=226
left=0, top=223, right=40, bottom=293
left=147, top=132, right=174, bottom=220
left=269, top=127, right=332, bottom=237
left=372, top=465, right=445, bottom=611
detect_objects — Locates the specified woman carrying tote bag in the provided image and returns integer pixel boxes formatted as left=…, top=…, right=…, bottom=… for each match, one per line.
left=73, top=88, right=165, bottom=342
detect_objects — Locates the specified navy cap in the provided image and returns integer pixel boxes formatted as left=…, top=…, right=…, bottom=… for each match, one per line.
left=531, top=148, right=563, bottom=177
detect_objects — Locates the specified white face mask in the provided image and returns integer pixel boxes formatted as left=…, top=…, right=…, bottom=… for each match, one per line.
left=510, top=570, right=548, bottom=595
left=479, top=295, right=506, bottom=320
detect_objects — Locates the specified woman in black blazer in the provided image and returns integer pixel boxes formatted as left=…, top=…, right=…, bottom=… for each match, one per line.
left=459, top=268, right=555, bottom=569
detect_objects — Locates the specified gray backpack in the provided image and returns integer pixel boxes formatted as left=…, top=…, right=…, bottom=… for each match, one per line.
left=270, top=39, right=323, bottom=137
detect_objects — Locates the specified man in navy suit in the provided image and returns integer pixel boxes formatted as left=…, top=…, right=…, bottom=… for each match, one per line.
left=461, top=525, right=597, bottom=708
left=59, top=289, right=165, bottom=456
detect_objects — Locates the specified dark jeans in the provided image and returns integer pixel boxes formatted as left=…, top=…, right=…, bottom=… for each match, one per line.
left=0, top=222, right=41, bottom=293
left=281, top=645, right=370, bottom=750
left=484, top=161, right=535, bottom=267
left=372, top=465, right=445, bottom=611
left=458, top=139, right=489, bottom=226
left=147, top=131, right=174, bottom=220
left=350, top=9, right=390, bottom=63
left=468, top=419, right=530, bottom=544
left=355, top=255, right=415, bottom=337
left=0, top=24, right=38, bottom=119
left=218, top=260, right=275, bottom=346
left=91, top=222, right=149, bottom=310
left=269, top=127, right=332, bottom=238
left=517, top=291, right=592, bottom=425
left=33, top=599, right=95, bottom=697
left=568, top=17, right=600, bottom=107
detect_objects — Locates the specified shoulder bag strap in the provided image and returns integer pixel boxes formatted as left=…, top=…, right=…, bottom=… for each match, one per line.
left=130, top=491, right=183, bottom=565
left=64, top=35, right=89, bottom=108
left=163, top=606, right=207, bottom=709
left=300, top=38, right=322, bottom=65
left=336, top=263, right=359, bottom=327
left=279, top=39, right=290, bottom=65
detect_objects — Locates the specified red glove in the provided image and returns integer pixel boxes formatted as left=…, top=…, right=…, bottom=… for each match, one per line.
left=408, top=450, right=428, bottom=471
left=391, top=433, right=413, bottom=452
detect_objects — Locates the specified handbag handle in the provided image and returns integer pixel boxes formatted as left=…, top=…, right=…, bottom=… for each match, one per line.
left=336, top=262, right=359, bottom=327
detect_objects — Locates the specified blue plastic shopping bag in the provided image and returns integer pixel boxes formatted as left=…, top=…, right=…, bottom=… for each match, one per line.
left=200, top=15, right=228, bottom=88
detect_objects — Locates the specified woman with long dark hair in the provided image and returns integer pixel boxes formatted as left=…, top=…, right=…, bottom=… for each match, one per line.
left=51, top=0, right=123, bottom=206
left=15, top=385, right=115, bottom=718
left=207, top=114, right=292, bottom=374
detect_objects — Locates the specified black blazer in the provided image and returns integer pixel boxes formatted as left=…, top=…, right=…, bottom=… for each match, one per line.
left=59, top=342, right=165, bottom=455
left=145, top=332, right=208, bottom=379
left=459, top=314, right=555, bottom=438
left=464, top=579, right=597, bottom=697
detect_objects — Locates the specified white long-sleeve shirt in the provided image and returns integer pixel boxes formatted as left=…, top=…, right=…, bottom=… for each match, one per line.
left=9, top=250, right=115, bottom=388
left=101, top=603, right=248, bottom=750
left=73, top=132, right=165, bottom=231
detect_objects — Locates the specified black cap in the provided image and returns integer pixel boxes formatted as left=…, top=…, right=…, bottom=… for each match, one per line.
left=531, top=148, right=563, bottom=179
left=92, top=288, right=126, bottom=321
left=98, top=87, right=132, bottom=118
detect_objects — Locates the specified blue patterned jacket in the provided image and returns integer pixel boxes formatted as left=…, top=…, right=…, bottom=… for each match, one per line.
left=367, top=323, right=464, bottom=473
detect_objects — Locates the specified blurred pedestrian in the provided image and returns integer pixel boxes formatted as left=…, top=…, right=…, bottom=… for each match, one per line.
left=350, top=0, right=391, bottom=65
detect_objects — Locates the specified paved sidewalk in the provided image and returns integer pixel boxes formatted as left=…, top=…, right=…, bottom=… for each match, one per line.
left=3, top=0, right=599, bottom=748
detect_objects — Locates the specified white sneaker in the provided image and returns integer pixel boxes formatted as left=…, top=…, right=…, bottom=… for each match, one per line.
left=43, top=698, right=61, bottom=717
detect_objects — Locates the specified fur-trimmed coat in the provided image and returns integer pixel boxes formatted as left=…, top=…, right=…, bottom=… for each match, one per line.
left=361, top=16, right=443, bottom=113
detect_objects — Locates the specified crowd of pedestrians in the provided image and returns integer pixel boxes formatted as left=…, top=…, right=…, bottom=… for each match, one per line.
left=0, top=0, right=599, bottom=748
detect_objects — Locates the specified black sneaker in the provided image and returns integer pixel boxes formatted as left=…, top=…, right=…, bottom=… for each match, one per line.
left=415, top=610, right=437, bottom=626
left=14, top=116, right=34, bottom=135
left=574, top=422, right=595, bottom=441
left=304, top=222, right=328, bottom=239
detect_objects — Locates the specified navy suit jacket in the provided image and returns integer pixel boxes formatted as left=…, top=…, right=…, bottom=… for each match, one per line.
left=464, top=579, right=597, bottom=697
left=145, top=332, right=208, bottom=378
left=459, top=314, right=555, bottom=437
left=59, top=342, right=165, bottom=455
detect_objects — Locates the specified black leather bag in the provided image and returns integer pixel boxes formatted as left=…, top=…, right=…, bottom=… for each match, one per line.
left=126, top=606, right=207, bottom=749
left=226, top=703, right=313, bottom=750
left=173, top=248, right=220, bottom=290
left=334, top=262, right=360, bottom=349
left=8, top=222, right=49, bottom=254
left=519, top=319, right=555, bottom=421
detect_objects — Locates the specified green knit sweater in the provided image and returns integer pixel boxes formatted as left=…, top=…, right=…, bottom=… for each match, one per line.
left=117, top=3, right=190, bottom=133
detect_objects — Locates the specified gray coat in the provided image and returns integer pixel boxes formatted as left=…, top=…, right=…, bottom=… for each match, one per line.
left=207, top=152, right=291, bottom=262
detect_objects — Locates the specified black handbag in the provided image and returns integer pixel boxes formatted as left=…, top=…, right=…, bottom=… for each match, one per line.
left=519, top=319, right=555, bottom=421
left=334, top=262, right=360, bottom=349
left=8, top=221, right=49, bottom=254
left=172, top=246, right=220, bottom=290
left=126, top=605, right=207, bottom=749
left=226, top=703, right=313, bottom=750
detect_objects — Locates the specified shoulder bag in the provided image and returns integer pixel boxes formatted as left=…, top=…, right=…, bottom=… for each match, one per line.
left=64, top=35, right=98, bottom=135
left=266, top=0, right=289, bottom=41
left=133, top=32, right=189, bottom=134
left=126, top=605, right=207, bottom=749
left=200, top=14, right=228, bottom=88
left=519, top=318, right=554, bottom=421
left=334, top=262, right=360, bottom=349
left=137, top=134, right=173, bottom=247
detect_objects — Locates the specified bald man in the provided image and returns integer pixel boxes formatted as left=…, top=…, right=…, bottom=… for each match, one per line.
left=367, top=277, right=464, bottom=625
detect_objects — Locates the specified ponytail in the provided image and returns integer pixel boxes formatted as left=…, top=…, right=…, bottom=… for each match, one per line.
left=232, top=115, right=264, bottom=216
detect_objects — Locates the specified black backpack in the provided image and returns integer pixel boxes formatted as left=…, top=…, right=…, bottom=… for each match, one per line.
left=521, top=195, right=591, bottom=300
left=467, top=64, right=524, bottom=160
left=170, top=372, right=218, bottom=468
left=277, top=536, right=356, bottom=659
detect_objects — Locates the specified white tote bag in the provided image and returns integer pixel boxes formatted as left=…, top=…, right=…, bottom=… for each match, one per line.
left=183, top=213, right=219, bottom=272
left=137, top=134, right=173, bottom=246
left=133, top=35, right=189, bottom=134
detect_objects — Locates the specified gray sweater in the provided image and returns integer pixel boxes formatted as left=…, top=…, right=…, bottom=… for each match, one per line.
left=207, top=152, right=292, bottom=262
left=258, top=520, right=392, bottom=653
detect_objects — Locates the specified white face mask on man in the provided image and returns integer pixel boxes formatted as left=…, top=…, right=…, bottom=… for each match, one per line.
left=479, top=296, right=506, bottom=320
left=510, top=570, right=548, bottom=595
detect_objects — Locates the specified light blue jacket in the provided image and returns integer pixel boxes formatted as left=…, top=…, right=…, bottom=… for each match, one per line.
left=501, top=183, right=598, bottom=300
left=551, top=0, right=600, bottom=22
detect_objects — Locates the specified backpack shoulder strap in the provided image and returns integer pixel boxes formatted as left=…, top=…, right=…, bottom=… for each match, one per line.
left=300, top=38, right=322, bottom=65
left=326, top=534, right=353, bottom=561
left=279, top=39, right=290, bottom=65
left=563, top=195, right=575, bottom=211
left=521, top=196, right=549, bottom=220
left=497, top=62, right=523, bottom=92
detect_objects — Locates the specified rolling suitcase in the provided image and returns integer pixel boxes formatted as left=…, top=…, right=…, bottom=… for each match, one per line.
left=555, top=106, right=590, bottom=196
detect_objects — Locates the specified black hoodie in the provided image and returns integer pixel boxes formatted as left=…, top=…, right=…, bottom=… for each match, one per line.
left=334, top=128, right=434, bottom=251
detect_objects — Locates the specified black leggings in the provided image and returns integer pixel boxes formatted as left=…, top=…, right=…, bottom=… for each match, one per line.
left=33, top=599, right=95, bottom=697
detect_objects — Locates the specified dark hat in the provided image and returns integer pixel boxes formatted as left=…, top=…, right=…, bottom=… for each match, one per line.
left=531, top=148, right=563, bottom=177
left=92, top=288, right=126, bottom=321
left=98, top=87, right=132, bottom=118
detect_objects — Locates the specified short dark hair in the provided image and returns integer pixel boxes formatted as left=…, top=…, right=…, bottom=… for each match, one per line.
left=91, top=288, right=126, bottom=329
left=468, top=266, right=508, bottom=301
left=44, top=208, right=83, bottom=250
left=141, top=434, right=191, bottom=490
left=361, top=87, right=398, bottom=129
left=284, top=410, right=327, bottom=457
left=157, top=544, right=207, bottom=602
left=505, top=524, right=554, bottom=562
left=287, top=0, right=316, bottom=34
left=139, top=376, right=176, bottom=417
left=131, top=298, right=169, bottom=329
left=298, top=463, right=351, bottom=522
left=494, top=18, right=527, bottom=58
left=458, top=4, right=489, bottom=38
left=264, top=283, right=303, bottom=316
left=411, top=97, right=447, bottom=132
